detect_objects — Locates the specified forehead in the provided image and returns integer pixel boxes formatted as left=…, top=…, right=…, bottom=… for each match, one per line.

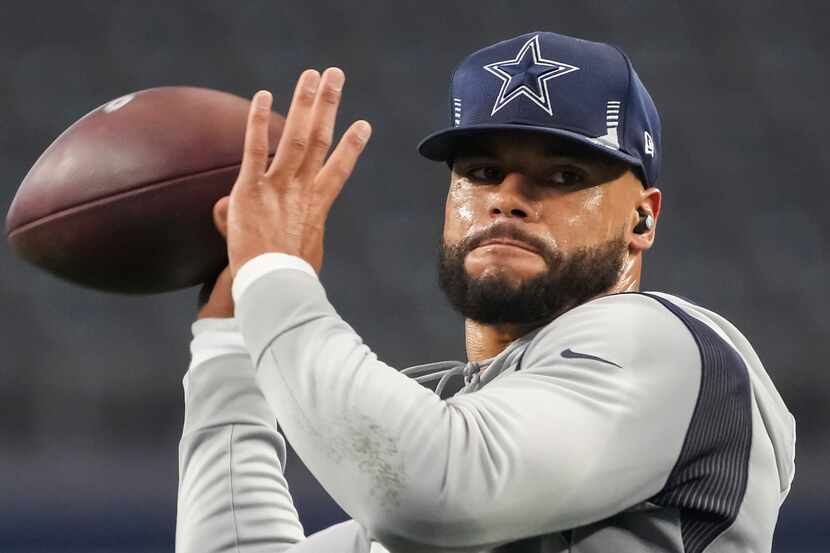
left=452, top=129, right=621, bottom=167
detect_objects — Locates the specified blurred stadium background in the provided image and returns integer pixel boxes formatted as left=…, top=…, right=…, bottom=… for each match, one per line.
left=1, top=1, right=827, bottom=551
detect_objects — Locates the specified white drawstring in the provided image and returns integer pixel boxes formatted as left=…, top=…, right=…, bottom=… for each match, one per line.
left=400, top=359, right=491, bottom=397
left=400, top=325, right=542, bottom=397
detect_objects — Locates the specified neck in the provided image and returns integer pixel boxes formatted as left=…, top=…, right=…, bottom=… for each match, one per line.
left=464, top=319, right=541, bottom=362
left=464, top=253, right=642, bottom=362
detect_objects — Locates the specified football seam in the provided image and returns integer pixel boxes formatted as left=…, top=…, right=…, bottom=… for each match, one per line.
left=7, top=157, right=274, bottom=239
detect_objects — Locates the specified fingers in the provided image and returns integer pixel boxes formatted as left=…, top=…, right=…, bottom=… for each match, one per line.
left=294, top=67, right=345, bottom=180
left=251, top=67, right=368, bottom=217
left=314, top=120, right=372, bottom=214
left=212, top=196, right=229, bottom=238
left=239, top=90, right=273, bottom=180
left=267, top=69, right=321, bottom=179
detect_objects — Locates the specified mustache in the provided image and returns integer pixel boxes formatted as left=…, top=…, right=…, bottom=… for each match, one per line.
left=463, top=223, right=552, bottom=258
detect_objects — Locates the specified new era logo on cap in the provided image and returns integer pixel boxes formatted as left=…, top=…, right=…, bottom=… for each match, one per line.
left=418, top=31, right=662, bottom=186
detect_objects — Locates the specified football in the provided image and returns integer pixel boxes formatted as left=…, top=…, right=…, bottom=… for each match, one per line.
left=5, top=86, right=285, bottom=294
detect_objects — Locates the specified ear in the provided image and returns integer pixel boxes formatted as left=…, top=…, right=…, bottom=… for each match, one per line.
left=629, top=187, right=662, bottom=253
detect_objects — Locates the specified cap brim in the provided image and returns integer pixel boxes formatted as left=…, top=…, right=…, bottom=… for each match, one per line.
left=417, top=123, right=642, bottom=172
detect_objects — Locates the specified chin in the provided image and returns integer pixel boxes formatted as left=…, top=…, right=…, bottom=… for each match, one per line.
left=465, top=257, right=545, bottom=283
left=466, top=264, right=539, bottom=289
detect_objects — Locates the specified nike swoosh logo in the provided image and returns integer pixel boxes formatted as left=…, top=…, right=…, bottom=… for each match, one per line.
left=561, top=348, right=622, bottom=368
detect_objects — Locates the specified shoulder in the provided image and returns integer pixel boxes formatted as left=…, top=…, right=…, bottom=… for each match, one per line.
left=522, top=291, right=754, bottom=388
left=523, top=291, right=702, bottom=374
left=540, top=291, right=701, bottom=336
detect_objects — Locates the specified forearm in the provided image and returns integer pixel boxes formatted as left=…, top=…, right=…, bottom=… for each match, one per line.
left=177, top=318, right=305, bottom=553
left=233, top=265, right=496, bottom=549
left=234, top=263, right=568, bottom=549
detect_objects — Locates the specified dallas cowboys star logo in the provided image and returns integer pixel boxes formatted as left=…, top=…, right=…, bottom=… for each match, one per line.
left=483, top=35, right=580, bottom=117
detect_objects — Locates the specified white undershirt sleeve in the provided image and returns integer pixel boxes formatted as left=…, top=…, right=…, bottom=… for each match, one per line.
left=233, top=254, right=702, bottom=552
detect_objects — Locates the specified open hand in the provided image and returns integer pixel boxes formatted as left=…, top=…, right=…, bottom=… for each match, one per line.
left=226, top=68, right=371, bottom=277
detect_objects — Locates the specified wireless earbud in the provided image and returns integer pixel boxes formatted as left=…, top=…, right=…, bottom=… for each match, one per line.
left=633, top=210, right=654, bottom=234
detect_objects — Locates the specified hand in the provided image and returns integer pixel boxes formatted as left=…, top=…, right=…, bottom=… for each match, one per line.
left=226, top=67, right=371, bottom=277
left=196, top=197, right=234, bottom=319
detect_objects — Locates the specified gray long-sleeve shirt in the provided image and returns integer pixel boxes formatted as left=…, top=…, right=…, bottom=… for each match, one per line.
left=176, top=253, right=795, bottom=553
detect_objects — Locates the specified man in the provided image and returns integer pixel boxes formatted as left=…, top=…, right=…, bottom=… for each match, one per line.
left=177, top=32, right=795, bottom=552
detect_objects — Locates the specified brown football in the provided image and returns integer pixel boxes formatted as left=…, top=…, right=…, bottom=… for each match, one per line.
left=5, top=87, right=284, bottom=294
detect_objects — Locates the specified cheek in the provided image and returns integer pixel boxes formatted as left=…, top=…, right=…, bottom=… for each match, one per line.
left=554, top=187, right=616, bottom=244
left=444, top=177, right=476, bottom=241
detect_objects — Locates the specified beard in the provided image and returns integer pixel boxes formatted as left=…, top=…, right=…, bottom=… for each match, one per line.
left=437, top=228, right=627, bottom=325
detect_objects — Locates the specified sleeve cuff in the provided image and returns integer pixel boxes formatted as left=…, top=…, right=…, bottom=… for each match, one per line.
left=188, top=317, right=248, bottom=372
left=232, top=253, right=318, bottom=304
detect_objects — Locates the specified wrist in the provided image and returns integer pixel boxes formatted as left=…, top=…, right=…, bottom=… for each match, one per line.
left=196, top=266, right=234, bottom=320
left=189, top=317, right=247, bottom=371
left=197, top=301, right=235, bottom=320
left=231, top=252, right=318, bottom=304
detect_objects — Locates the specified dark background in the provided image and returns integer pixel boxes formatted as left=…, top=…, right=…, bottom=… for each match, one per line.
left=1, top=1, right=827, bottom=551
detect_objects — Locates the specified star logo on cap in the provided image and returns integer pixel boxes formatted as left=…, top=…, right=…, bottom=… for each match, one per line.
left=483, top=34, right=580, bottom=117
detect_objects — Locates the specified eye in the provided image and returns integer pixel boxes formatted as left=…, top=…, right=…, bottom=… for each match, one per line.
left=546, top=168, right=586, bottom=187
left=467, top=166, right=504, bottom=183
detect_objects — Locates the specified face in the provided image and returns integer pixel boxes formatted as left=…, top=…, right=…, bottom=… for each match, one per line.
left=438, top=130, right=646, bottom=325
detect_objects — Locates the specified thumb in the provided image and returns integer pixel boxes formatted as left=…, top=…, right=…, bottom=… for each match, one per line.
left=213, top=196, right=230, bottom=239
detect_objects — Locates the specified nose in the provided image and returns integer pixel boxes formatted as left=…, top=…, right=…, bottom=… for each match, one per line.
left=488, top=172, right=538, bottom=221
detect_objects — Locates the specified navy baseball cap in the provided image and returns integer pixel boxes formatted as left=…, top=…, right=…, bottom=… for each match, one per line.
left=418, top=31, right=661, bottom=186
